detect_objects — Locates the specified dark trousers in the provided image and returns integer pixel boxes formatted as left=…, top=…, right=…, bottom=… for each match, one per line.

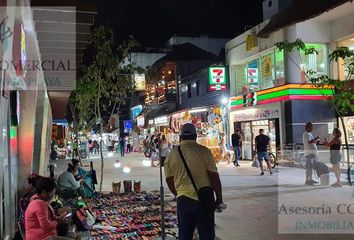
left=120, top=146, right=125, bottom=157
left=177, top=196, right=215, bottom=240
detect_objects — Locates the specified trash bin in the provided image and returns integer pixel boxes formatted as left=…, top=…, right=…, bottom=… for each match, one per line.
left=320, top=173, right=330, bottom=186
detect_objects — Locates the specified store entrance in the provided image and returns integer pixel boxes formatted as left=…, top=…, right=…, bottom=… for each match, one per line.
left=234, top=119, right=279, bottom=160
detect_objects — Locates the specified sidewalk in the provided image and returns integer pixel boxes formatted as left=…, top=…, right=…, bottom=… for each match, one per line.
left=51, top=152, right=354, bottom=239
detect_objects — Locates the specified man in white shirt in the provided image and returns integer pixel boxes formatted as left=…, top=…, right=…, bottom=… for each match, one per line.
left=303, top=122, right=320, bottom=185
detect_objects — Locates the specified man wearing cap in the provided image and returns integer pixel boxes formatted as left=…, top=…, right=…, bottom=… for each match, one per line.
left=164, top=123, right=224, bottom=240
left=303, top=122, right=320, bottom=185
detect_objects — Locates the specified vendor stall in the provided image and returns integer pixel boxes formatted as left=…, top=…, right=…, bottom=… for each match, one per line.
left=89, top=192, right=177, bottom=239
left=170, top=107, right=226, bottom=161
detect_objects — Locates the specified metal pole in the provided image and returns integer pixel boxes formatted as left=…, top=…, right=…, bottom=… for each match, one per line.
left=159, top=158, right=166, bottom=240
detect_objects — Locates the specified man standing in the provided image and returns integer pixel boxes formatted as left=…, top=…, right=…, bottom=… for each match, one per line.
left=303, top=122, right=320, bottom=185
left=231, top=129, right=242, bottom=166
left=119, top=137, right=126, bottom=157
left=255, top=129, right=273, bottom=175
left=164, top=123, right=224, bottom=240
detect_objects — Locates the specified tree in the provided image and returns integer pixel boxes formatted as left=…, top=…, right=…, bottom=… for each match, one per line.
left=276, top=39, right=354, bottom=184
left=72, top=25, right=141, bottom=192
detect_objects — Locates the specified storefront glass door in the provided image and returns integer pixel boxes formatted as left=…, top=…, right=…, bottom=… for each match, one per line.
left=240, top=119, right=279, bottom=160
left=241, top=122, right=252, bottom=160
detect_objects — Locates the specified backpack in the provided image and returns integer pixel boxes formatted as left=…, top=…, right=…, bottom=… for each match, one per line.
left=313, top=162, right=329, bottom=176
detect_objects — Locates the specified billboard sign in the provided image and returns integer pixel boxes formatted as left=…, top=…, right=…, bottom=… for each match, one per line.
left=134, top=73, right=146, bottom=91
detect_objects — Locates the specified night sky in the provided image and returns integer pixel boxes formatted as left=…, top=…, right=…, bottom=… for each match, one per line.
left=96, top=0, right=264, bottom=48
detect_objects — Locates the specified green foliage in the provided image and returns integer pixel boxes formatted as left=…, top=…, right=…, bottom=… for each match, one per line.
left=275, top=39, right=318, bottom=55
left=69, top=25, right=142, bottom=131
left=276, top=38, right=354, bottom=117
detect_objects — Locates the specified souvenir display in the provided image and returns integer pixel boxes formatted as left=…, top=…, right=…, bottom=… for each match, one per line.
left=89, top=192, right=177, bottom=240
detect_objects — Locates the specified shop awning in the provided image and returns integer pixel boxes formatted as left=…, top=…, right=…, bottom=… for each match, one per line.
left=53, top=119, right=68, bottom=125
left=258, top=0, right=352, bottom=38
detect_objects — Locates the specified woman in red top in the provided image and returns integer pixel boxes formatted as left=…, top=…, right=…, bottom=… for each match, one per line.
left=25, top=177, right=68, bottom=240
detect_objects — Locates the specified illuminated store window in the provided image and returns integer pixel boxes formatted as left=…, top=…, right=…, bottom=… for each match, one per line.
left=300, top=43, right=328, bottom=79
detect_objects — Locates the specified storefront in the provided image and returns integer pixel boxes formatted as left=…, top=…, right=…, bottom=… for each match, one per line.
left=229, top=102, right=282, bottom=160
left=229, top=84, right=335, bottom=160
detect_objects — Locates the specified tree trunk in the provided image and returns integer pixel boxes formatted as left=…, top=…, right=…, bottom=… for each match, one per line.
left=339, top=116, right=351, bottom=185
left=99, top=125, right=104, bottom=192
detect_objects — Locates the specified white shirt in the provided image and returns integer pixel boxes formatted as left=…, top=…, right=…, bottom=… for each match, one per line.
left=57, top=171, right=80, bottom=190
left=160, top=143, right=170, bottom=157
left=303, top=131, right=318, bottom=156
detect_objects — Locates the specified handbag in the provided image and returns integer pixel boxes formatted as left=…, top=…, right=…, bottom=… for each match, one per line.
left=73, top=207, right=95, bottom=231
left=177, top=146, right=216, bottom=211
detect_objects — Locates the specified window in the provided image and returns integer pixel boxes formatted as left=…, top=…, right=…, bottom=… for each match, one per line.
left=187, top=83, right=192, bottom=98
left=196, top=81, right=200, bottom=96
left=300, top=43, right=328, bottom=79
left=235, top=49, right=284, bottom=95
left=337, top=38, right=354, bottom=81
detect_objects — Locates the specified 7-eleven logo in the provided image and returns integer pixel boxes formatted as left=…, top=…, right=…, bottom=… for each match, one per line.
left=209, top=67, right=226, bottom=84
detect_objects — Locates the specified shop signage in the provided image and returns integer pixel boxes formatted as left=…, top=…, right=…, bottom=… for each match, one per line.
left=209, top=66, right=227, bottom=91
left=148, top=119, right=154, bottom=125
left=247, top=68, right=258, bottom=84
left=123, top=120, right=132, bottom=133
left=134, top=73, right=146, bottom=91
left=262, top=55, right=272, bottom=78
left=232, top=108, right=280, bottom=122
left=130, top=105, right=143, bottom=120
left=154, top=116, right=168, bottom=125
left=246, top=33, right=257, bottom=51
left=137, top=116, right=145, bottom=127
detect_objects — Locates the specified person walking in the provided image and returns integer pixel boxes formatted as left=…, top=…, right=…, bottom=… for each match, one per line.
left=164, top=123, right=224, bottom=240
left=255, top=129, right=273, bottom=175
left=324, top=128, right=342, bottom=187
left=159, top=135, right=170, bottom=167
left=94, top=140, right=100, bottom=154
left=119, top=137, right=126, bottom=157
left=303, top=122, right=320, bottom=185
left=231, top=129, right=242, bottom=166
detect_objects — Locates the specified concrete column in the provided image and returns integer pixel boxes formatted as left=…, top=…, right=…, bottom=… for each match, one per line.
left=18, top=90, right=37, bottom=194
left=284, top=25, right=302, bottom=83
left=32, top=90, right=45, bottom=174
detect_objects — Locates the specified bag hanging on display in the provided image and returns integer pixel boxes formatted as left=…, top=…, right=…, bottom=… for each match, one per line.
left=177, top=146, right=216, bottom=212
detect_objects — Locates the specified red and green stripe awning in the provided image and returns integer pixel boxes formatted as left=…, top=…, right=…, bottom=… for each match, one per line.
left=230, top=84, right=333, bottom=110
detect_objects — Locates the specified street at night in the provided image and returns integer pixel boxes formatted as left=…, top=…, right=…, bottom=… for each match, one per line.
left=1, top=0, right=354, bottom=240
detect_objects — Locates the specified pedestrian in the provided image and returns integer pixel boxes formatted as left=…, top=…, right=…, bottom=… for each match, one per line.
left=159, top=135, right=170, bottom=166
left=72, top=139, right=78, bottom=158
left=255, top=129, right=273, bottom=175
left=324, top=128, right=342, bottom=187
left=303, top=122, right=320, bottom=185
left=231, top=129, right=242, bottom=166
left=143, top=136, right=149, bottom=157
left=119, top=137, right=126, bottom=157
left=219, top=133, right=229, bottom=164
left=150, top=135, right=157, bottom=167
left=88, top=140, right=94, bottom=155
left=94, top=140, right=100, bottom=154
left=127, top=138, right=131, bottom=154
left=164, top=123, right=224, bottom=240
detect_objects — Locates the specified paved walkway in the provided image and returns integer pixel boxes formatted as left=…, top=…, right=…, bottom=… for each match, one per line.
left=51, top=152, right=354, bottom=239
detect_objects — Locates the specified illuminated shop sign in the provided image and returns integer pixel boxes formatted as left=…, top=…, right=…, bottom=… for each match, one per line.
left=209, top=66, right=227, bottom=91
left=229, top=84, right=333, bottom=110
left=154, top=116, right=169, bottom=125
left=134, top=73, right=146, bottom=91
left=130, top=105, right=143, bottom=120
left=137, top=116, right=145, bottom=127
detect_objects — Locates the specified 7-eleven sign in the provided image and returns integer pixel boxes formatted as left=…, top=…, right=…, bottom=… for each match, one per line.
left=209, top=67, right=226, bottom=84
left=209, top=66, right=227, bottom=91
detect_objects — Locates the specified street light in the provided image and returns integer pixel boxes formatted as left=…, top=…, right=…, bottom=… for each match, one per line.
left=221, top=97, right=228, bottom=105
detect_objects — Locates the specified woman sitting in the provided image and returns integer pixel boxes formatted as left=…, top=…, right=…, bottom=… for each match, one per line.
left=57, top=163, right=85, bottom=199
left=71, top=159, right=95, bottom=197
left=25, top=177, right=69, bottom=240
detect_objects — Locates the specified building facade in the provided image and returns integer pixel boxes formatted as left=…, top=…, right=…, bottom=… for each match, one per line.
left=225, top=1, right=354, bottom=159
